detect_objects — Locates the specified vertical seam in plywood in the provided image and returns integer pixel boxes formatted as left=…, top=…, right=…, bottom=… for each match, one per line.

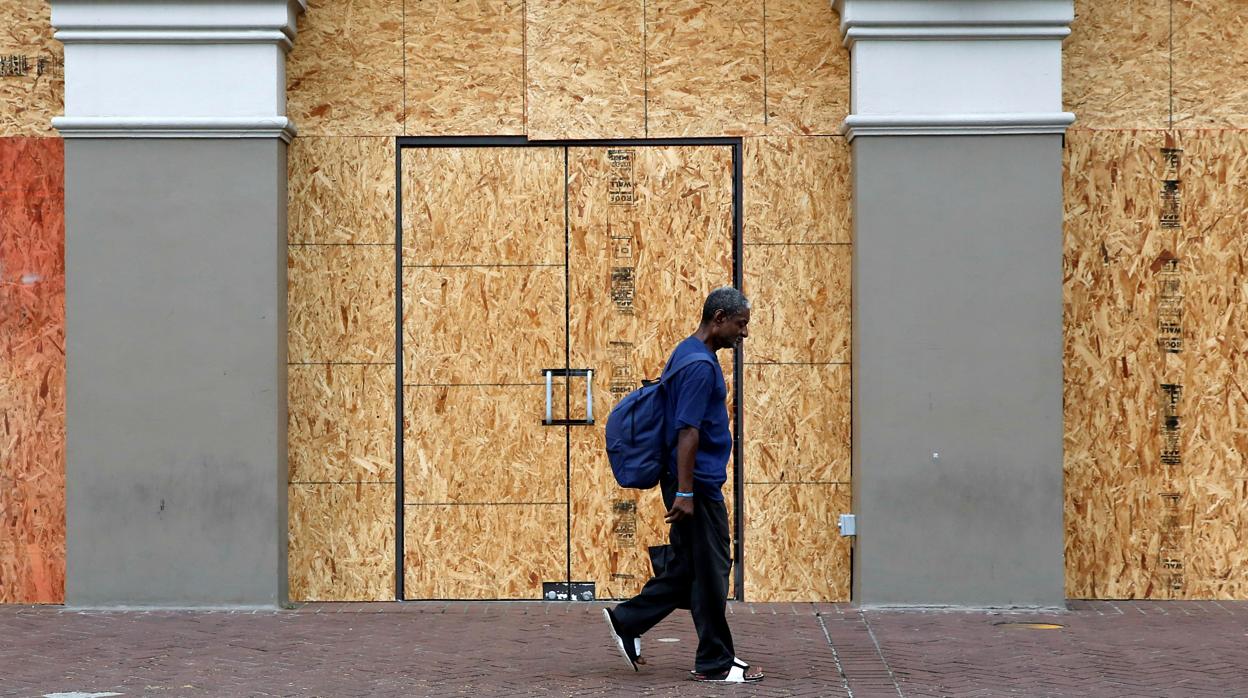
left=564, top=146, right=572, bottom=596
left=394, top=142, right=406, bottom=600
left=523, top=0, right=529, bottom=134
left=762, top=0, right=769, bottom=127
left=643, top=0, right=649, bottom=137
left=402, top=0, right=407, bottom=136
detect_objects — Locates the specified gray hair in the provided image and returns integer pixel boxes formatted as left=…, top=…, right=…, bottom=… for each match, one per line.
left=701, top=286, right=750, bottom=324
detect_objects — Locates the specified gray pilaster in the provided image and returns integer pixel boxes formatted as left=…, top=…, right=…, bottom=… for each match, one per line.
left=851, top=135, right=1065, bottom=606
left=64, top=139, right=288, bottom=606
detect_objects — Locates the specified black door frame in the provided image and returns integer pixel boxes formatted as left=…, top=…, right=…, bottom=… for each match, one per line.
left=394, top=136, right=745, bottom=601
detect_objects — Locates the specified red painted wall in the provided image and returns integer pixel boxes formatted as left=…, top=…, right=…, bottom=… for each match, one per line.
left=0, top=136, right=65, bottom=603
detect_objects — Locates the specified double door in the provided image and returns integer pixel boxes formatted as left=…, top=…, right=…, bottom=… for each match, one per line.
left=400, top=144, right=735, bottom=599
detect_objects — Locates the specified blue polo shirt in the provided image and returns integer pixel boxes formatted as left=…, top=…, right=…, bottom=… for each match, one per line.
left=664, top=336, right=732, bottom=501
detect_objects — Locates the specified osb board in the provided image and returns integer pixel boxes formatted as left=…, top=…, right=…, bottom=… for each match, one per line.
left=1064, top=130, right=1248, bottom=599
left=402, top=147, right=564, bottom=266
left=526, top=0, right=645, bottom=140
left=404, top=384, right=566, bottom=504
left=1171, top=0, right=1248, bottom=129
left=744, top=364, right=849, bottom=484
left=1062, top=0, right=1169, bottom=130
left=567, top=145, right=734, bottom=376
left=288, top=483, right=395, bottom=601
left=288, top=245, right=395, bottom=364
left=744, top=136, right=851, bottom=244
left=288, top=364, right=395, bottom=484
left=404, top=503, right=565, bottom=599
left=286, top=0, right=403, bottom=136
left=0, top=137, right=64, bottom=603
left=743, top=483, right=850, bottom=602
left=288, top=137, right=395, bottom=245
left=405, top=0, right=526, bottom=136
left=762, top=0, right=849, bottom=136
left=646, top=0, right=765, bottom=137
left=566, top=145, right=734, bottom=597
left=403, top=265, right=564, bottom=385
left=743, top=244, right=850, bottom=364
left=0, top=0, right=62, bottom=137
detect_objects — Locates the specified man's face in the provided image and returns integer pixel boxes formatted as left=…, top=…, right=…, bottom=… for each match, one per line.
left=711, top=309, right=750, bottom=350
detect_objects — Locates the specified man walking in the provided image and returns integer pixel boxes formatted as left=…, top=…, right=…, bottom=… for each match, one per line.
left=602, top=287, right=763, bottom=683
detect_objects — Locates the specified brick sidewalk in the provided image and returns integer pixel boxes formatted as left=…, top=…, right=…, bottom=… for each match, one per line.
left=2, top=601, right=1245, bottom=697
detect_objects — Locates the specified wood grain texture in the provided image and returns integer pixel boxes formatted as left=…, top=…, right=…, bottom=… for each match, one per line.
left=288, top=245, right=396, bottom=364
left=288, top=137, right=395, bottom=245
left=1171, top=0, right=1248, bottom=129
left=288, top=364, right=395, bottom=484
left=526, top=0, right=645, bottom=140
left=404, top=503, right=566, bottom=599
left=1063, top=0, right=1169, bottom=130
left=403, top=265, right=564, bottom=385
left=402, top=147, right=564, bottom=266
left=0, top=137, right=64, bottom=603
left=0, top=0, right=62, bottom=137
left=1064, top=130, right=1248, bottom=599
left=567, top=145, right=735, bottom=597
left=762, top=0, right=849, bottom=135
left=646, top=0, right=765, bottom=137
left=286, top=0, right=404, bottom=136
left=404, top=384, right=566, bottom=504
left=405, top=0, right=526, bottom=136
left=744, top=136, right=851, bottom=244
left=288, top=483, right=396, bottom=601
left=744, top=363, right=849, bottom=484
left=744, top=483, right=850, bottom=602
left=744, top=244, right=850, bottom=364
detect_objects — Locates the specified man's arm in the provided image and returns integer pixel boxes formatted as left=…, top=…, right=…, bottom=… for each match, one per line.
left=665, top=426, right=698, bottom=523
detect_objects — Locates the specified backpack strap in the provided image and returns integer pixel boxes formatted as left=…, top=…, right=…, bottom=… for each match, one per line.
left=659, top=352, right=716, bottom=385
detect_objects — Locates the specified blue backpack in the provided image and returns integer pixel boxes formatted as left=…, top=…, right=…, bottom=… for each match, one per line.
left=604, top=353, right=715, bottom=489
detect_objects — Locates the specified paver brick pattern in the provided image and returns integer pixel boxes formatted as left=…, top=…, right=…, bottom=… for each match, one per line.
left=2, top=601, right=1246, bottom=697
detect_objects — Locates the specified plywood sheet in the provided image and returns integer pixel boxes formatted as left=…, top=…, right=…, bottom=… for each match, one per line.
left=646, top=0, right=765, bottom=137
left=744, top=483, right=850, bottom=602
left=289, top=137, right=395, bottom=245
left=567, top=145, right=735, bottom=597
left=526, top=0, right=645, bottom=140
left=0, top=137, right=64, bottom=603
left=404, top=503, right=565, bottom=599
left=286, top=0, right=404, bottom=136
left=744, top=244, right=850, bottom=364
left=288, top=245, right=395, bottom=364
left=404, top=384, right=565, bottom=503
left=403, top=265, right=564, bottom=384
left=289, top=483, right=396, bottom=601
left=1172, top=1, right=1248, bottom=128
left=402, top=147, right=564, bottom=266
left=762, top=0, right=849, bottom=135
left=289, top=364, right=395, bottom=483
left=744, top=136, right=851, bottom=244
left=1064, top=130, right=1248, bottom=599
left=405, top=0, right=526, bottom=136
left=1062, top=0, right=1169, bottom=130
left=744, top=363, right=848, bottom=484
left=0, top=0, right=63, bottom=137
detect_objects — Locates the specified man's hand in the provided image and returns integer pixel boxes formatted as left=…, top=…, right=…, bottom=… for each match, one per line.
left=665, top=495, right=694, bottom=524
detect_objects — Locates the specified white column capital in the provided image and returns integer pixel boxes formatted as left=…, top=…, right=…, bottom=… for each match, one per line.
left=52, top=0, right=307, bottom=141
left=832, top=0, right=1075, bottom=140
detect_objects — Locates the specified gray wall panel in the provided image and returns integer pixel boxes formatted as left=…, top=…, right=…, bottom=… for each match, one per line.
left=851, top=135, right=1064, bottom=607
left=65, top=138, right=287, bottom=606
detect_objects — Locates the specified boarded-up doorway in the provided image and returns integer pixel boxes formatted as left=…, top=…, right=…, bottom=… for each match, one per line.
left=400, top=142, right=736, bottom=599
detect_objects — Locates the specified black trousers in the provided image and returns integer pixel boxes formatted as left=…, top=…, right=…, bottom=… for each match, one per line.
left=611, top=477, right=735, bottom=674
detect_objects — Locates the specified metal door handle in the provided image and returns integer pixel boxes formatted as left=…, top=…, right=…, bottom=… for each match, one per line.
left=541, top=368, right=595, bottom=426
